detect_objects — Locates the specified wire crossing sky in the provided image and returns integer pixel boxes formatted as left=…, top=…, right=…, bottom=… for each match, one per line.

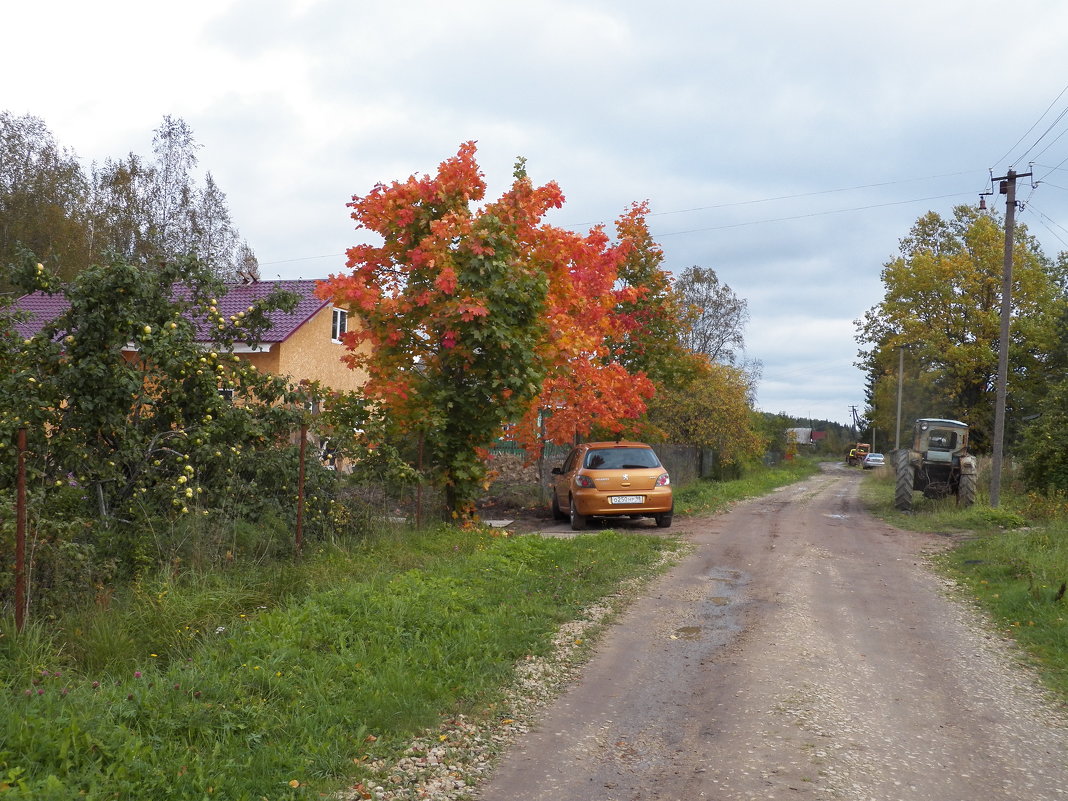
left=6, top=0, right=1068, bottom=424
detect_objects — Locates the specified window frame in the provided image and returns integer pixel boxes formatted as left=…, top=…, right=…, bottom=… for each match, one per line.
left=331, top=308, right=348, bottom=343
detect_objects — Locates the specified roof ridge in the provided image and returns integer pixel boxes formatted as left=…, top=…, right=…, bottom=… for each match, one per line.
left=7, top=280, right=332, bottom=343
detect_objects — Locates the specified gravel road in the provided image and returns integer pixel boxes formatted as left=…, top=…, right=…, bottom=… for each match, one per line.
left=476, top=462, right=1068, bottom=800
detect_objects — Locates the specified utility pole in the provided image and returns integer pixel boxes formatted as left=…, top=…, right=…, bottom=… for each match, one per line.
left=989, top=168, right=1031, bottom=507
left=895, top=344, right=905, bottom=451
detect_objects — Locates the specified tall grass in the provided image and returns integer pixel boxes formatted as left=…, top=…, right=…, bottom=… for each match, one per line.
left=860, top=464, right=1030, bottom=534
left=0, top=526, right=675, bottom=800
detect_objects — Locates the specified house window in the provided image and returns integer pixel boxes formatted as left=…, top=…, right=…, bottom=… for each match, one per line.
left=331, top=308, right=348, bottom=342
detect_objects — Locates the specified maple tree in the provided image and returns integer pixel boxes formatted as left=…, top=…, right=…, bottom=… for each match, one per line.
left=319, top=143, right=656, bottom=516
left=605, top=202, right=702, bottom=388
left=516, top=207, right=658, bottom=451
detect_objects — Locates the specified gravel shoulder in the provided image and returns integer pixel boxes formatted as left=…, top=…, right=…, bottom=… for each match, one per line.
left=475, top=462, right=1068, bottom=800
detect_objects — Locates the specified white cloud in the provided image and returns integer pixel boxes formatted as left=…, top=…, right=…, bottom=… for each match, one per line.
left=6, top=0, right=1068, bottom=425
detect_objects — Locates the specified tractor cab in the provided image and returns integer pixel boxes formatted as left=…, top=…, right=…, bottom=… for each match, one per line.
left=914, top=419, right=968, bottom=463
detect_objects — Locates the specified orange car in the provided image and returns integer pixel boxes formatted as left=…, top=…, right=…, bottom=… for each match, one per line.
left=550, top=441, right=673, bottom=530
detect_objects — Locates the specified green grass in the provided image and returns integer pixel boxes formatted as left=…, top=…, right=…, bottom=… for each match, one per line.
left=939, top=526, right=1068, bottom=700
left=0, top=525, right=677, bottom=800
left=674, top=456, right=821, bottom=515
left=859, top=466, right=1030, bottom=534
left=861, top=467, right=1068, bottom=704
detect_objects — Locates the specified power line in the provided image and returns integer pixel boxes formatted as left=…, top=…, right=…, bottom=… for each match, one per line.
left=767, top=359, right=863, bottom=381
left=992, top=80, right=1068, bottom=168
left=1015, top=104, right=1068, bottom=166
left=650, top=171, right=978, bottom=217
left=650, top=192, right=974, bottom=238
left=1025, top=203, right=1068, bottom=249
left=1036, top=151, right=1068, bottom=184
left=257, top=182, right=985, bottom=268
left=1029, top=125, right=1068, bottom=166
left=259, top=252, right=345, bottom=267
left=566, top=170, right=982, bottom=229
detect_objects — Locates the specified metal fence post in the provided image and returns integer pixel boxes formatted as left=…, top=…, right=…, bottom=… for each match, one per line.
left=15, top=427, right=27, bottom=632
left=296, top=422, right=306, bottom=556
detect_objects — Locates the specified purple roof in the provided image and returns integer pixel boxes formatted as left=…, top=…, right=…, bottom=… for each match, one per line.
left=9, top=292, right=70, bottom=339
left=7, top=280, right=331, bottom=344
left=188, top=280, right=330, bottom=344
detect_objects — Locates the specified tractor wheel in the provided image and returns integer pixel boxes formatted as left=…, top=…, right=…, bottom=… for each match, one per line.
left=894, top=450, right=914, bottom=511
left=957, top=470, right=977, bottom=508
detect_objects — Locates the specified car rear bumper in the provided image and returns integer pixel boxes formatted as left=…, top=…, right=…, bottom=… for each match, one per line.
left=572, top=487, right=674, bottom=517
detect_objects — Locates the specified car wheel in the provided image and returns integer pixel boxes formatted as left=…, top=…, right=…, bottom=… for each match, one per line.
left=655, top=511, right=673, bottom=528
left=551, top=492, right=568, bottom=521
left=569, top=497, right=587, bottom=531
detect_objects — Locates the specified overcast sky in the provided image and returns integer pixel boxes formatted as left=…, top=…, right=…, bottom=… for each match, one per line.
left=7, top=0, right=1068, bottom=426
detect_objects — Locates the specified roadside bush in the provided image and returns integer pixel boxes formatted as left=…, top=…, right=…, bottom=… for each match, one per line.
left=0, top=491, right=116, bottom=618
left=1021, top=377, right=1068, bottom=493
left=969, top=506, right=1029, bottom=530
left=1023, top=490, right=1068, bottom=521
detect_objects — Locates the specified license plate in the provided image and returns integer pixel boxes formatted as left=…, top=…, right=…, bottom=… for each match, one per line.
left=609, top=495, right=644, bottom=504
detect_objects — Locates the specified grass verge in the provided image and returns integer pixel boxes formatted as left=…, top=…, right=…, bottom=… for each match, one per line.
left=0, top=525, right=677, bottom=800
left=674, top=457, right=821, bottom=516
left=861, top=467, right=1068, bottom=704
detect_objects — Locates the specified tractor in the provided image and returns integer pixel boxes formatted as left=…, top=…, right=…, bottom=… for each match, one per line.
left=846, top=442, right=870, bottom=467
left=893, top=418, right=977, bottom=511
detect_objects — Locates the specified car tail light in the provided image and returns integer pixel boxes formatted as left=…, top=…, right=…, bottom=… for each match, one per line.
left=656, top=473, right=670, bottom=486
left=574, top=474, right=595, bottom=489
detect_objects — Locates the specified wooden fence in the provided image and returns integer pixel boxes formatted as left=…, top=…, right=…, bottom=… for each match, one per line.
left=487, top=441, right=732, bottom=502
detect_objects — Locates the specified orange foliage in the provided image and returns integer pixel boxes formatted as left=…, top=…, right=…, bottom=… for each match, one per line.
left=318, top=142, right=655, bottom=475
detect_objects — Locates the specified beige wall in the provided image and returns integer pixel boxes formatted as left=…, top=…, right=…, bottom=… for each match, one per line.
left=265, top=305, right=368, bottom=393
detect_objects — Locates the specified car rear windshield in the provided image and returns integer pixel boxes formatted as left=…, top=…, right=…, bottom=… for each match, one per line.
left=584, top=448, right=661, bottom=470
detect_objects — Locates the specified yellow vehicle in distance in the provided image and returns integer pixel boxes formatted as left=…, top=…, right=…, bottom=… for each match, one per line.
left=846, top=442, right=871, bottom=467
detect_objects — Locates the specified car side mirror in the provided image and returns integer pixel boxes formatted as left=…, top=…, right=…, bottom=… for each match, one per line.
left=551, top=467, right=563, bottom=475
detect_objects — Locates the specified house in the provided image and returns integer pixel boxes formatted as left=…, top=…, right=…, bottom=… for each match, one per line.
left=8, top=279, right=366, bottom=394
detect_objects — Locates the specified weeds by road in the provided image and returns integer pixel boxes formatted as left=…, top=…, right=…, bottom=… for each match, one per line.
left=861, top=466, right=1068, bottom=704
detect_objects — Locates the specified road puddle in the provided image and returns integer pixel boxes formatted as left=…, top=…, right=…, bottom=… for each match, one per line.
left=674, top=626, right=702, bottom=640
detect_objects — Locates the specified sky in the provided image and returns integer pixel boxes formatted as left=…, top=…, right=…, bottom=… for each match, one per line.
left=6, top=0, right=1068, bottom=426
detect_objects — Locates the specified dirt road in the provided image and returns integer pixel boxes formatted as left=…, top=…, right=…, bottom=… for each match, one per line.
left=478, top=463, right=1068, bottom=800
